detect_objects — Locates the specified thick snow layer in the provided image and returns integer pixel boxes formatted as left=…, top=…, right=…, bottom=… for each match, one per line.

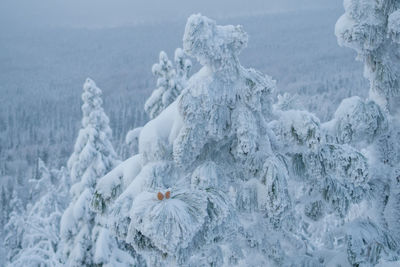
left=127, top=189, right=207, bottom=254
left=139, top=99, right=183, bottom=163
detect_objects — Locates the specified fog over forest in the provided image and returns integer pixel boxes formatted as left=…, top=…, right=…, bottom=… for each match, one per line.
left=1, top=0, right=338, bottom=28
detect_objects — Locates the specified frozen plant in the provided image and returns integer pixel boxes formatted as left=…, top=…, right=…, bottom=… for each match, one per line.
left=322, top=96, right=388, bottom=147
left=144, top=48, right=191, bottom=119
left=9, top=167, right=70, bottom=267
left=91, top=11, right=400, bottom=267
left=59, top=78, right=135, bottom=266
left=93, top=14, right=320, bottom=266
left=3, top=189, right=25, bottom=264
left=335, top=0, right=400, bottom=113
left=336, top=3, right=400, bottom=260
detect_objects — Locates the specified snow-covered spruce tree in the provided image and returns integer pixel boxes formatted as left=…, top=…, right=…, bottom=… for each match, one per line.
left=270, top=99, right=400, bottom=266
left=335, top=0, right=400, bottom=113
left=3, top=189, right=25, bottom=264
left=92, top=14, right=345, bottom=266
left=59, top=78, right=135, bottom=266
left=144, top=48, right=191, bottom=119
left=9, top=165, right=70, bottom=267
left=126, top=48, right=191, bottom=157
left=335, top=2, right=400, bottom=264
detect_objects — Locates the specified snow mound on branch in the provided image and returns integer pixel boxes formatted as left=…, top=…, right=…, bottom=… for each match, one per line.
left=139, top=100, right=183, bottom=163
left=183, top=13, right=248, bottom=70
left=127, top=189, right=208, bottom=254
left=324, top=96, right=387, bottom=145
left=270, top=109, right=321, bottom=151
left=92, top=154, right=143, bottom=213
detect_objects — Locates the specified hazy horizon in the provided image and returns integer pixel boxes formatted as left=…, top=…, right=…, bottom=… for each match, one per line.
left=0, top=0, right=341, bottom=29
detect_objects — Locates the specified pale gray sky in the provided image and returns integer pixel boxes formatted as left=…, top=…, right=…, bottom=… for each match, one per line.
left=0, top=0, right=341, bottom=29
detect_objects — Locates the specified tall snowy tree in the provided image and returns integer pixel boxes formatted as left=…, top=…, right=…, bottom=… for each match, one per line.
left=91, top=14, right=400, bottom=266
left=144, top=48, right=191, bottom=119
left=126, top=48, right=191, bottom=157
left=335, top=0, right=400, bottom=113
left=59, top=78, right=134, bottom=266
left=91, top=14, right=321, bottom=266
left=334, top=2, right=400, bottom=264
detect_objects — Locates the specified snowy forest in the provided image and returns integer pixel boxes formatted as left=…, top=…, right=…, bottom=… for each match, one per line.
left=1, top=0, right=400, bottom=266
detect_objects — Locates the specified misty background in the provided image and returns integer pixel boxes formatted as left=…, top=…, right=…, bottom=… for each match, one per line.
left=1, top=0, right=339, bottom=29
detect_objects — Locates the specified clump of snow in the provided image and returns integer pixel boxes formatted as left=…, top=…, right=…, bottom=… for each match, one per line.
left=323, top=96, right=388, bottom=145
left=183, top=14, right=248, bottom=71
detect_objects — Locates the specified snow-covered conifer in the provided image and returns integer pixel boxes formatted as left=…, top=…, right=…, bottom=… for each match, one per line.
left=144, top=49, right=191, bottom=119
left=3, top=189, right=25, bottom=263
left=92, top=13, right=400, bottom=266
left=323, top=96, right=388, bottom=146
left=174, top=47, right=192, bottom=82
left=93, top=14, right=307, bottom=266
left=59, top=78, right=133, bottom=266
left=125, top=48, right=191, bottom=157
left=335, top=4, right=400, bottom=261
left=335, top=0, right=400, bottom=113
left=10, top=167, right=69, bottom=267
